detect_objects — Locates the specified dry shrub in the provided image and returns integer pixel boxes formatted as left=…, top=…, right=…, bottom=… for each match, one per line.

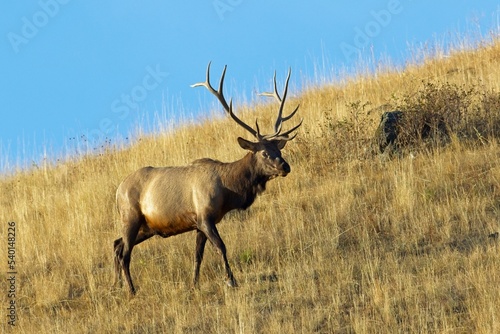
left=370, top=81, right=500, bottom=155
left=319, top=100, right=375, bottom=160
left=320, top=81, right=500, bottom=159
left=393, top=81, right=500, bottom=146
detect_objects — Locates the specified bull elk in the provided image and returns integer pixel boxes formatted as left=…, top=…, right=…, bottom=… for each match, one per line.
left=113, top=63, right=302, bottom=295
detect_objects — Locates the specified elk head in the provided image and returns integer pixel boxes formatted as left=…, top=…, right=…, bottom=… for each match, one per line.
left=191, top=62, right=302, bottom=179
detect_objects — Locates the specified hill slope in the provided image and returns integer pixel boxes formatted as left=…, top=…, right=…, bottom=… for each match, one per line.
left=1, top=38, right=500, bottom=333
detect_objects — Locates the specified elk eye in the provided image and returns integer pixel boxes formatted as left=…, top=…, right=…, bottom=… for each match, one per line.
left=262, top=151, right=270, bottom=158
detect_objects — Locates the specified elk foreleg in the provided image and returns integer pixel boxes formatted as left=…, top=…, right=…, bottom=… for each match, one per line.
left=198, top=219, right=238, bottom=287
left=193, top=230, right=207, bottom=287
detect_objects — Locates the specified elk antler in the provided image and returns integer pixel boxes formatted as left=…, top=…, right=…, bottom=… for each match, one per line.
left=259, top=69, right=302, bottom=141
left=192, top=63, right=302, bottom=142
left=191, top=62, right=258, bottom=138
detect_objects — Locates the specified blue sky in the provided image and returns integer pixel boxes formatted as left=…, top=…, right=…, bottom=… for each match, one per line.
left=1, top=1, right=499, bottom=172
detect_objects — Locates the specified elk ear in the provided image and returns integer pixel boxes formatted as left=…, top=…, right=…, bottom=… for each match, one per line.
left=237, top=137, right=260, bottom=152
left=275, top=139, right=287, bottom=150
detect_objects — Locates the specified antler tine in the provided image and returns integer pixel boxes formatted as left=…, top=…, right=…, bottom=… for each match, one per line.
left=191, top=62, right=230, bottom=111
left=258, top=70, right=288, bottom=134
left=272, top=118, right=303, bottom=141
left=282, top=103, right=300, bottom=122
left=258, top=71, right=281, bottom=102
left=255, top=119, right=264, bottom=141
left=273, top=68, right=291, bottom=133
left=259, top=68, right=302, bottom=140
left=191, top=62, right=257, bottom=138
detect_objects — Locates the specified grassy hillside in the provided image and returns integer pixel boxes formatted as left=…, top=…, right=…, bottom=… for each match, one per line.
left=2, top=38, right=500, bottom=333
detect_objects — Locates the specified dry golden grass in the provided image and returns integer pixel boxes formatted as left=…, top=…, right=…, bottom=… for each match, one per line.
left=2, top=38, right=500, bottom=333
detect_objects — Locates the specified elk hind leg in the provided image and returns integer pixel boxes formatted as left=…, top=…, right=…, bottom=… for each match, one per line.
left=192, top=230, right=207, bottom=287
left=113, top=237, right=124, bottom=287
left=121, top=222, right=142, bottom=295
left=113, top=223, right=153, bottom=293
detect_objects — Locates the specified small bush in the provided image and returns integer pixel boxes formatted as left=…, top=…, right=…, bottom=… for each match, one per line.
left=321, top=100, right=374, bottom=160
left=372, top=82, right=500, bottom=154
left=396, top=82, right=500, bottom=143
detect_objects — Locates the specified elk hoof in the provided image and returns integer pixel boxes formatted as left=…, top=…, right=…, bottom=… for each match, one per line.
left=226, top=278, right=238, bottom=288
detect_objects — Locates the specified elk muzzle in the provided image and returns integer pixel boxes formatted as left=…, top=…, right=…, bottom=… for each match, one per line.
left=277, top=159, right=291, bottom=176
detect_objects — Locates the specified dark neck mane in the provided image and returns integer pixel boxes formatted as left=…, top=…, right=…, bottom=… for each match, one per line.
left=209, top=153, right=269, bottom=211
